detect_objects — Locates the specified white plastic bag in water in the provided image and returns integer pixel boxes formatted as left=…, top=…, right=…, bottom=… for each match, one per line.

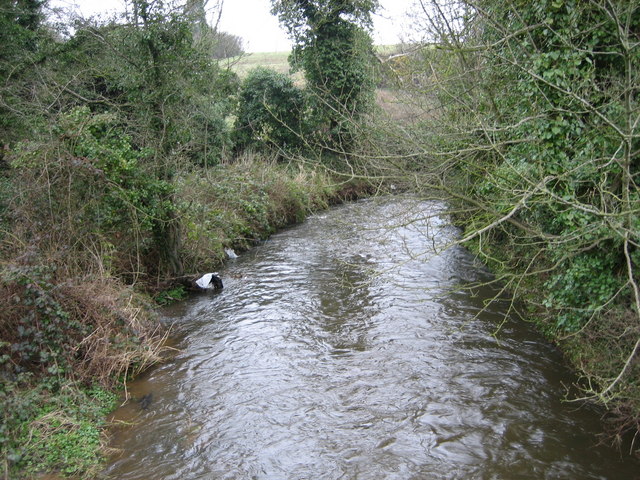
left=195, top=273, right=215, bottom=289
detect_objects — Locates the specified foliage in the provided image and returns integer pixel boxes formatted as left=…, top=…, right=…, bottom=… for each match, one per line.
left=463, top=0, right=637, bottom=334
left=402, top=0, right=639, bottom=443
left=0, top=0, right=50, bottom=143
left=271, top=0, right=378, bottom=147
left=0, top=379, right=118, bottom=479
left=0, top=0, right=45, bottom=75
left=0, top=263, right=164, bottom=477
left=234, top=67, right=307, bottom=152
left=1, top=265, right=84, bottom=378
left=0, top=265, right=164, bottom=385
left=62, top=4, right=237, bottom=171
left=154, top=284, right=188, bottom=305
left=7, top=106, right=174, bottom=279
left=0, top=0, right=244, bottom=278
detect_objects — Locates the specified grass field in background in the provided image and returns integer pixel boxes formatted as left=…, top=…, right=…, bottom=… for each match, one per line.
left=224, top=51, right=292, bottom=78
left=225, top=45, right=400, bottom=80
left=223, top=46, right=410, bottom=119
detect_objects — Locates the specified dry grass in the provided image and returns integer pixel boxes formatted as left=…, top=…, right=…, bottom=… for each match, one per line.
left=60, top=279, right=168, bottom=385
left=375, top=88, right=429, bottom=123
left=0, top=270, right=167, bottom=386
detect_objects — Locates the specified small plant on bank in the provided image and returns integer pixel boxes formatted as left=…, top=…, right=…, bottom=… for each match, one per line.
left=0, top=379, right=118, bottom=478
left=154, top=285, right=188, bottom=305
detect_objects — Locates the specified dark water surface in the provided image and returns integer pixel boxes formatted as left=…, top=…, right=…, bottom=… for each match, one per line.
left=105, top=197, right=639, bottom=480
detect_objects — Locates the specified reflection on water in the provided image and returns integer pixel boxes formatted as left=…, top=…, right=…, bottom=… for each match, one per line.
left=105, top=196, right=640, bottom=480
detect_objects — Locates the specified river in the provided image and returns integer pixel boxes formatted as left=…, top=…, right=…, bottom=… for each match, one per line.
left=104, top=196, right=640, bottom=479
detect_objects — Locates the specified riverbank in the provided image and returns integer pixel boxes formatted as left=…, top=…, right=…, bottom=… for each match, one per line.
left=490, top=257, right=638, bottom=453
left=102, top=195, right=640, bottom=479
left=0, top=156, right=374, bottom=479
left=446, top=196, right=640, bottom=456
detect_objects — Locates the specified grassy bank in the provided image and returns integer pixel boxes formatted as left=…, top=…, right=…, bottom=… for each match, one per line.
left=176, top=155, right=340, bottom=275
left=0, top=156, right=370, bottom=479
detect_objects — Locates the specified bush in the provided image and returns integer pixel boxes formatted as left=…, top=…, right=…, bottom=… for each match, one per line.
left=0, top=265, right=163, bottom=385
left=6, top=106, right=174, bottom=279
left=233, top=67, right=307, bottom=152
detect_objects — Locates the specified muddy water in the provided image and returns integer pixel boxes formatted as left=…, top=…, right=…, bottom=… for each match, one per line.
left=105, top=197, right=639, bottom=480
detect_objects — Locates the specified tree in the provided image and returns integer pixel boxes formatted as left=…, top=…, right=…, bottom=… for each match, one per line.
left=271, top=0, right=378, bottom=147
left=212, top=31, right=244, bottom=59
left=0, top=0, right=50, bottom=144
left=0, top=0, right=46, bottom=63
left=2, top=0, right=238, bottom=276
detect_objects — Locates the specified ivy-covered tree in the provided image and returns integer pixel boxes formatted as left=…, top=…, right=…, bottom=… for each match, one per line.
left=51, top=0, right=240, bottom=275
left=0, top=0, right=50, bottom=144
left=271, top=0, right=378, bottom=147
left=0, top=0, right=240, bottom=276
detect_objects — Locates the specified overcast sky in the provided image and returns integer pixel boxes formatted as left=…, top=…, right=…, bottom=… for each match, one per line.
left=50, top=0, right=417, bottom=52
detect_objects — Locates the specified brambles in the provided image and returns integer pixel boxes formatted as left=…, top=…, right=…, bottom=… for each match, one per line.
left=7, top=107, right=175, bottom=280
left=0, top=266, right=164, bottom=386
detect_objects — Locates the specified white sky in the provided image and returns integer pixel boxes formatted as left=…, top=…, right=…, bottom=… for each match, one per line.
left=50, top=0, right=417, bottom=52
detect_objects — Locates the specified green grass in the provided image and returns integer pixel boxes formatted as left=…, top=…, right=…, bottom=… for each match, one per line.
left=1, top=380, right=118, bottom=479
left=224, top=51, right=293, bottom=78
left=223, top=45, right=402, bottom=81
left=375, top=44, right=404, bottom=57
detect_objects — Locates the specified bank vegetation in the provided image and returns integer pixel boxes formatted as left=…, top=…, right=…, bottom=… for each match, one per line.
left=372, top=0, right=640, bottom=454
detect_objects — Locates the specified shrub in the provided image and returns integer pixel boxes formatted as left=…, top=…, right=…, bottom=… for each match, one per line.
left=0, top=265, right=163, bottom=384
left=234, top=67, right=307, bottom=152
left=6, top=106, right=174, bottom=279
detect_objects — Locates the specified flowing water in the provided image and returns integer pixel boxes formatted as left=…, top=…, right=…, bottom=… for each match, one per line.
left=105, top=197, right=639, bottom=480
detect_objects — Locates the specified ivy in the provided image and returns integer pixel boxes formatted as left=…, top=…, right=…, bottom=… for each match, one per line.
left=271, top=0, right=378, bottom=147
left=1, top=266, right=84, bottom=377
left=234, top=67, right=307, bottom=152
